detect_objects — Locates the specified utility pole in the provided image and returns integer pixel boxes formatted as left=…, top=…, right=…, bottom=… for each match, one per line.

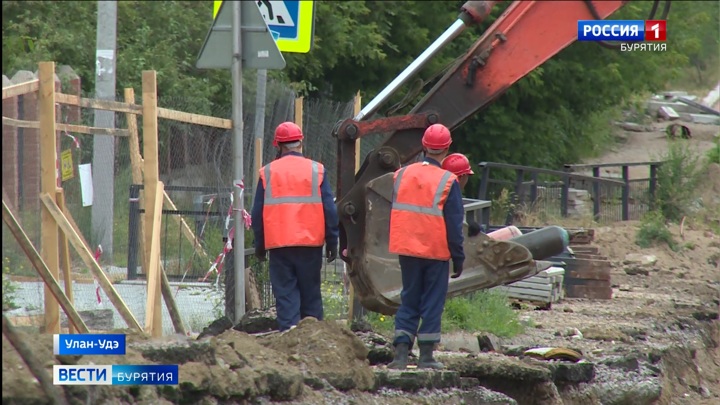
left=232, top=0, right=247, bottom=323
left=253, top=69, right=268, bottom=190
left=92, top=0, right=117, bottom=258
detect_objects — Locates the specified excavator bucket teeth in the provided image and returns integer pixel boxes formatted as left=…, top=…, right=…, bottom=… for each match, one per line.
left=344, top=173, right=551, bottom=316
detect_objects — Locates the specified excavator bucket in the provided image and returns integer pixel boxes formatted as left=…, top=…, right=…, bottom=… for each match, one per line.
left=347, top=172, right=554, bottom=315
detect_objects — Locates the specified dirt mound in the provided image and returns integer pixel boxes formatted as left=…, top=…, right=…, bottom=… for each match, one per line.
left=261, top=317, right=375, bottom=391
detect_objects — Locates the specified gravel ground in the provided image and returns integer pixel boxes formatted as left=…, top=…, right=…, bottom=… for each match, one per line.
left=6, top=276, right=222, bottom=335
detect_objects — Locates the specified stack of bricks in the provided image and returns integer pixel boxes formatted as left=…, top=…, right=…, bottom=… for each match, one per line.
left=561, top=229, right=613, bottom=299
left=2, top=65, right=81, bottom=211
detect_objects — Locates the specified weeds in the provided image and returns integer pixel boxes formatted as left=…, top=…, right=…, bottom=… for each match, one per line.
left=707, top=138, right=720, bottom=165
left=2, top=262, right=20, bottom=311
left=635, top=211, right=678, bottom=251
left=653, top=141, right=703, bottom=222
left=366, top=290, right=525, bottom=339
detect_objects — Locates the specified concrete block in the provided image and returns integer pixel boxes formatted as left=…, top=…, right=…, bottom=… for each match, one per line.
left=685, top=113, right=720, bottom=125
left=646, top=100, right=700, bottom=114
left=658, top=106, right=680, bottom=120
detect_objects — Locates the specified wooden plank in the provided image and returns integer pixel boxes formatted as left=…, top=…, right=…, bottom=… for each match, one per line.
left=142, top=71, right=160, bottom=280
left=124, top=88, right=186, bottom=336
left=55, top=189, right=75, bottom=334
left=2, top=79, right=39, bottom=99
left=2, top=117, right=129, bottom=137
left=39, top=193, right=143, bottom=331
left=564, top=278, right=612, bottom=287
left=294, top=97, right=303, bottom=130
left=347, top=93, right=362, bottom=323
left=568, top=268, right=612, bottom=281
left=145, top=183, right=165, bottom=337
left=499, top=290, right=552, bottom=303
left=561, top=258, right=613, bottom=270
left=565, top=284, right=613, bottom=300
left=495, top=286, right=553, bottom=299
left=569, top=246, right=600, bottom=254
left=124, top=88, right=146, bottom=269
left=55, top=92, right=143, bottom=115
left=573, top=253, right=608, bottom=260
left=159, top=262, right=187, bottom=335
left=38, top=61, right=60, bottom=334
left=2, top=200, right=89, bottom=334
left=157, top=107, right=232, bottom=129
left=507, top=281, right=554, bottom=291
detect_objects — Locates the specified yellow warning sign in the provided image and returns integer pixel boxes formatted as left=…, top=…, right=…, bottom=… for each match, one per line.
left=60, top=149, right=74, bottom=181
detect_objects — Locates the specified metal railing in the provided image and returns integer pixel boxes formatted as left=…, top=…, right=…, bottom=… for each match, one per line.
left=476, top=161, right=663, bottom=225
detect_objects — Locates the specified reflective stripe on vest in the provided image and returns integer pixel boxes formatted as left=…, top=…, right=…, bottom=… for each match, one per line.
left=260, top=156, right=325, bottom=249
left=388, top=163, right=456, bottom=260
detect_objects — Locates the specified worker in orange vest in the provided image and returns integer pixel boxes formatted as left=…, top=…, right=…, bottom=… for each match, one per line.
left=387, top=123, right=465, bottom=370
left=442, top=153, right=482, bottom=237
left=251, top=122, right=339, bottom=331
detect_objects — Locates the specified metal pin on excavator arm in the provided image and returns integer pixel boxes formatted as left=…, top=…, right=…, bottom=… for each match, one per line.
left=334, top=1, right=633, bottom=315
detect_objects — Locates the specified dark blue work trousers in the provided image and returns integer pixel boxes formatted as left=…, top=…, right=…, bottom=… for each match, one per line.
left=268, top=246, right=324, bottom=331
left=393, top=255, right=450, bottom=346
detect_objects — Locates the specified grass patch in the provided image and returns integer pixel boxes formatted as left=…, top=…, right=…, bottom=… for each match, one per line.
left=635, top=210, right=678, bottom=251
left=707, top=138, right=720, bottom=165
left=653, top=141, right=703, bottom=222
left=367, top=290, right=525, bottom=339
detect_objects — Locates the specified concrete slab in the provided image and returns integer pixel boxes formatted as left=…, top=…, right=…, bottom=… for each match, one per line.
left=658, top=106, right=680, bottom=120
left=647, top=101, right=701, bottom=114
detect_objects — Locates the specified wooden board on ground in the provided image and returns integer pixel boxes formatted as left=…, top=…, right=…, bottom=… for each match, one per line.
left=565, top=284, right=613, bottom=300
left=568, top=267, right=612, bottom=281
left=569, top=246, right=600, bottom=255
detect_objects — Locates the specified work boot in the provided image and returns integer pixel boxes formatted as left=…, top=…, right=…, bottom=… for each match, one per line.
left=417, top=343, right=444, bottom=369
left=387, top=343, right=410, bottom=370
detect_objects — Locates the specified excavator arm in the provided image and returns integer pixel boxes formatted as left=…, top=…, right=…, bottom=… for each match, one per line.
left=333, top=1, right=644, bottom=315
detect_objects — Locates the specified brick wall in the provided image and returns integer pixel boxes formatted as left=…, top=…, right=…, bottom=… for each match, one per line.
left=2, top=66, right=81, bottom=211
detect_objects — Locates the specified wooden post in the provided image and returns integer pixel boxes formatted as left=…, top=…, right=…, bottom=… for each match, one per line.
left=39, top=193, right=143, bottom=331
left=124, top=88, right=146, bottom=267
left=3, top=200, right=89, bottom=334
left=294, top=97, right=303, bottom=129
left=142, top=71, right=163, bottom=337
left=55, top=189, right=75, bottom=333
left=142, top=71, right=160, bottom=276
left=126, top=87, right=186, bottom=335
left=347, top=91, right=362, bottom=323
left=38, top=61, right=60, bottom=334
left=144, top=183, right=165, bottom=337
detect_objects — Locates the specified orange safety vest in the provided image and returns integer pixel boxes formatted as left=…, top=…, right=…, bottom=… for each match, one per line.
left=389, top=162, right=457, bottom=260
left=259, top=155, right=326, bottom=249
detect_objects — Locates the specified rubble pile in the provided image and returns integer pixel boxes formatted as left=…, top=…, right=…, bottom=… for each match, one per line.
left=646, top=88, right=720, bottom=126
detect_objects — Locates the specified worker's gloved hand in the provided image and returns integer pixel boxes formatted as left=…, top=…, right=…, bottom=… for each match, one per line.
left=468, top=221, right=482, bottom=237
left=451, top=262, right=463, bottom=279
left=326, top=246, right=338, bottom=263
left=255, top=248, right=267, bottom=262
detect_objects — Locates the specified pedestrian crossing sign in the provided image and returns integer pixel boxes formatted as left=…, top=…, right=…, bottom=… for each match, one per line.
left=213, top=1, right=315, bottom=54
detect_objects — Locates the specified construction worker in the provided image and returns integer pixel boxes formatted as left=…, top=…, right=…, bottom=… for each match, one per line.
left=442, top=153, right=482, bottom=237
left=251, top=122, right=340, bottom=332
left=387, top=123, right=465, bottom=370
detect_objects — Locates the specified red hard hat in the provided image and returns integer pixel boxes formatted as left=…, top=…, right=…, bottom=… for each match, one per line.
left=442, top=153, right=474, bottom=176
left=422, top=124, right=452, bottom=150
left=273, top=121, right=304, bottom=147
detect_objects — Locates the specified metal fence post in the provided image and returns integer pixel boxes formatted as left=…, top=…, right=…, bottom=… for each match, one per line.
left=592, top=166, right=601, bottom=220
left=561, top=174, right=569, bottom=217
left=127, top=184, right=141, bottom=280
left=622, top=165, right=630, bottom=221
left=649, top=163, right=659, bottom=211
left=530, top=172, right=538, bottom=205
left=478, top=163, right=491, bottom=229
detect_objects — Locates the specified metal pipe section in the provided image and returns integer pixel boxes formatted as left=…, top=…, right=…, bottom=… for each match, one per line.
left=354, top=18, right=468, bottom=121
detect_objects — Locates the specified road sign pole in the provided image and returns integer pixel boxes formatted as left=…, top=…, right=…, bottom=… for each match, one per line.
left=232, top=0, right=246, bottom=323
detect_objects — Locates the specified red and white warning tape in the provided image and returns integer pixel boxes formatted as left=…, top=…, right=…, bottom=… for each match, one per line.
left=94, top=245, right=103, bottom=305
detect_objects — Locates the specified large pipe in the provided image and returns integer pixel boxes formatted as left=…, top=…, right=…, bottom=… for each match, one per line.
left=354, top=19, right=468, bottom=121
left=354, top=1, right=499, bottom=121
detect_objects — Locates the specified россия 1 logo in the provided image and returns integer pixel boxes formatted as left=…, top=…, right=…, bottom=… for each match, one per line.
left=577, top=20, right=667, bottom=52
